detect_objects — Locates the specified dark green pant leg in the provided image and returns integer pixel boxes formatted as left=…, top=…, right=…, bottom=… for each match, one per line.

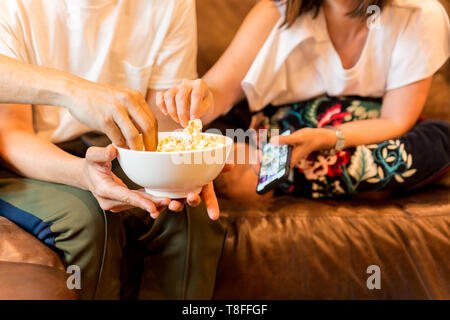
left=182, top=203, right=226, bottom=299
left=0, top=170, right=123, bottom=299
left=137, top=203, right=226, bottom=300
left=94, top=210, right=127, bottom=299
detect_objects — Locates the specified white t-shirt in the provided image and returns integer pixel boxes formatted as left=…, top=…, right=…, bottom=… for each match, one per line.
left=0, top=0, right=197, bottom=142
left=242, top=0, right=450, bottom=112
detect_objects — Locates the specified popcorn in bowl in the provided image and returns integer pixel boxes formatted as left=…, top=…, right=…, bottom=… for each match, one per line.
left=157, top=119, right=225, bottom=152
left=117, top=119, right=232, bottom=198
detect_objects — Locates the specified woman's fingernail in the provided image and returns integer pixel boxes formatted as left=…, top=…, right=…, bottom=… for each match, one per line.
left=207, top=209, right=217, bottom=220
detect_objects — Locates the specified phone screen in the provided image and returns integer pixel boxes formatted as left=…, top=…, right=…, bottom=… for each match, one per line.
left=256, top=130, right=291, bottom=194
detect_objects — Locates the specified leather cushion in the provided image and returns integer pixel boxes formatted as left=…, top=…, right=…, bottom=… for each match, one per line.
left=215, top=186, right=450, bottom=299
left=0, top=216, right=64, bottom=270
left=0, top=261, right=76, bottom=300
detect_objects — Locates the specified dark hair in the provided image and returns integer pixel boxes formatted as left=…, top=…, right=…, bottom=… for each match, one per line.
left=276, top=0, right=388, bottom=27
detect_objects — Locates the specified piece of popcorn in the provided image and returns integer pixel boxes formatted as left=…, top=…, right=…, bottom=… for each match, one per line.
left=157, top=119, right=224, bottom=152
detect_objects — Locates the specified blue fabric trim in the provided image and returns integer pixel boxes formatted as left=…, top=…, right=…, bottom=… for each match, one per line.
left=0, top=199, right=58, bottom=248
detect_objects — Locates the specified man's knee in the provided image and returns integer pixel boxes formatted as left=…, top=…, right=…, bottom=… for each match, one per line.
left=52, top=190, right=106, bottom=250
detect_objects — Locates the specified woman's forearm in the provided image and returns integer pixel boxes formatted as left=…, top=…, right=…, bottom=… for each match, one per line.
left=200, top=87, right=244, bottom=125
left=200, top=0, right=280, bottom=124
left=335, top=118, right=412, bottom=149
left=329, top=78, right=432, bottom=150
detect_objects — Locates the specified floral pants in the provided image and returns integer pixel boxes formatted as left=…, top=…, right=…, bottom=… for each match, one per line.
left=255, top=96, right=450, bottom=199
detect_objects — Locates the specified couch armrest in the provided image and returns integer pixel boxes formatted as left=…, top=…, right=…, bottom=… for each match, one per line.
left=0, top=261, right=76, bottom=300
left=0, top=217, right=64, bottom=269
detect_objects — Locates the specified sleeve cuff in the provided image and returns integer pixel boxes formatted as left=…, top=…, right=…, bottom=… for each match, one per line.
left=386, top=54, right=449, bottom=91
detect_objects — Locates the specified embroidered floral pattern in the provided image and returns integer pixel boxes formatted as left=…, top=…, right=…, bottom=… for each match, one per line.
left=262, top=96, right=419, bottom=199
left=317, top=104, right=352, bottom=128
left=365, top=140, right=416, bottom=186
left=298, top=150, right=351, bottom=180
left=344, top=100, right=381, bottom=122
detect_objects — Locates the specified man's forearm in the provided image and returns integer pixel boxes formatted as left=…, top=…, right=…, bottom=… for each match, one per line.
left=0, top=54, right=81, bottom=108
left=0, top=129, right=86, bottom=190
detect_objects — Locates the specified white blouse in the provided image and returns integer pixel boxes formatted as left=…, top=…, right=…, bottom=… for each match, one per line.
left=242, top=0, right=450, bottom=112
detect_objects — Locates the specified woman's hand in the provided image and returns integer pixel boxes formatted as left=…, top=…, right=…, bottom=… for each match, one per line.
left=200, top=163, right=234, bottom=220
left=271, top=128, right=336, bottom=167
left=156, top=79, right=213, bottom=127
left=182, top=164, right=234, bottom=221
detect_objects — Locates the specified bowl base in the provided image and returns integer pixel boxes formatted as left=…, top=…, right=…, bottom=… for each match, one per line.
left=144, top=187, right=202, bottom=199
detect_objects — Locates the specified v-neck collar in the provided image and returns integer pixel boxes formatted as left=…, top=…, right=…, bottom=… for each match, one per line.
left=318, top=6, right=373, bottom=78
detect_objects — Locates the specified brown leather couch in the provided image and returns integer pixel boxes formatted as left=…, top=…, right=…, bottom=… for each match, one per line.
left=0, top=0, right=449, bottom=300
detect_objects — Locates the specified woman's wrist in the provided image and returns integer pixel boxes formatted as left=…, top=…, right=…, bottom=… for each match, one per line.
left=316, top=127, right=338, bottom=150
left=200, top=88, right=217, bottom=124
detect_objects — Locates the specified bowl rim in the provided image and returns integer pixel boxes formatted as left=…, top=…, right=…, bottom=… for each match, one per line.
left=114, top=132, right=233, bottom=154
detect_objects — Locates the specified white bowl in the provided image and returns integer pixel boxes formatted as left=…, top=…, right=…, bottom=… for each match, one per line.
left=116, top=132, right=233, bottom=198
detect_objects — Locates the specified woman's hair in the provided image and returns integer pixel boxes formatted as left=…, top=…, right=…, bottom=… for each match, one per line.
left=276, top=0, right=388, bottom=27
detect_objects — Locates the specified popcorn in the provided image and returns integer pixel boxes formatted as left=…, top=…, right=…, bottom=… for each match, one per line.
left=157, top=119, right=225, bottom=152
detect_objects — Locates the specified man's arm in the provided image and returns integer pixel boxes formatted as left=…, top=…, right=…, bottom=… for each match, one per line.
left=0, top=103, right=181, bottom=216
left=0, top=98, right=226, bottom=220
left=0, top=54, right=157, bottom=151
left=0, top=104, right=86, bottom=187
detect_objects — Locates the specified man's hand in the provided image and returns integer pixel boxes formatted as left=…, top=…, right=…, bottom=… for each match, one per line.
left=0, top=56, right=158, bottom=151
left=156, top=79, right=213, bottom=128
left=82, top=145, right=179, bottom=218
left=81, top=145, right=222, bottom=219
left=66, top=82, right=158, bottom=151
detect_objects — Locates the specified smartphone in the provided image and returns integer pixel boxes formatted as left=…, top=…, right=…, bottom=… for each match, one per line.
left=256, top=129, right=293, bottom=195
